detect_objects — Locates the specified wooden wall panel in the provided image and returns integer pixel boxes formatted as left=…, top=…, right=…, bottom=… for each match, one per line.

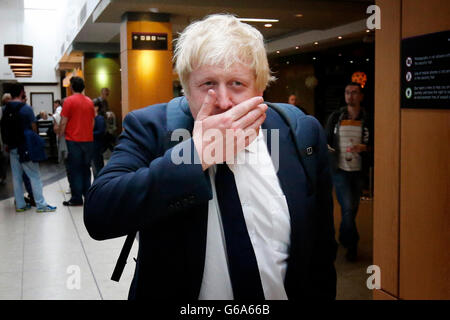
left=397, top=0, right=450, bottom=300
left=399, top=110, right=450, bottom=299
left=373, top=0, right=402, bottom=297
left=402, top=0, right=450, bottom=38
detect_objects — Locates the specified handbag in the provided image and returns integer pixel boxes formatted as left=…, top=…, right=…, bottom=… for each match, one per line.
left=22, top=128, right=47, bottom=162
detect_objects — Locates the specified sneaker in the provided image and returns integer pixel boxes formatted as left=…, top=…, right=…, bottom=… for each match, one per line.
left=62, top=200, right=83, bottom=206
left=36, top=205, right=57, bottom=213
left=16, top=204, right=32, bottom=212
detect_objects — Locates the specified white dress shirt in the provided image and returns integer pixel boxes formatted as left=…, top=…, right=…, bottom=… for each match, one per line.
left=198, top=128, right=291, bottom=300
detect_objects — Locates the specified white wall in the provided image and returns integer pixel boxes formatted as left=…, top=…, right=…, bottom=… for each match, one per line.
left=0, top=0, right=100, bottom=84
left=24, top=84, right=61, bottom=115
left=0, top=0, right=25, bottom=80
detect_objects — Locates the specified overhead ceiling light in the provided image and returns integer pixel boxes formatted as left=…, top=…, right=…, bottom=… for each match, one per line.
left=276, top=50, right=280, bottom=54
left=295, top=14, right=303, bottom=18
left=350, top=60, right=354, bottom=64
left=338, top=36, right=343, bottom=40
left=149, top=8, right=159, bottom=13
left=11, top=68, right=32, bottom=72
left=366, top=29, right=371, bottom=33
left=295, top=46, right=299, bottom=49
left=264, top=24, right=272, bottom=28
left=313, top=57, right=317, bottom=60
left=238, top=18, right=279, bottom=23
left=11, top=66, right=32, bottom=70
left=314, top=42, right=319, bottom=45
left=9, top=58, right=32, bottom=66
left=4, top=44, right=33, bottom=59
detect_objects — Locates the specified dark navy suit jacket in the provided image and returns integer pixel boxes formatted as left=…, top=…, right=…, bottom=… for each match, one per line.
left=84, top=99, right=337, bottom=300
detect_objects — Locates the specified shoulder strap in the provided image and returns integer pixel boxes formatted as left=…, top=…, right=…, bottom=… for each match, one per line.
left=166, top=96, right=193, bottom=131
left=112, top=97, right=193, bottom=283
left=111, top=231, right=137, bottom=282
left=266, top=102, right=318, bottom=195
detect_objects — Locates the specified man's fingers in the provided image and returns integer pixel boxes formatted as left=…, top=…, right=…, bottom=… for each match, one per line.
left=232, top=103, right=267, bottom=130
left=196, top=89, right=216, bottom=121
left=244, top=113, right=266, bottom=136
left=228, top=96, right=264, bottom=121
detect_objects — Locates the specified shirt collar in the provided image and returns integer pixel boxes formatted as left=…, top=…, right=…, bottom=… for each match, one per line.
left=244, top=127, right=262, bottom=154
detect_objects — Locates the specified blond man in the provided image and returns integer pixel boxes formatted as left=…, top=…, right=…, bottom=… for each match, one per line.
left=85, top=14, right=336, bottom=300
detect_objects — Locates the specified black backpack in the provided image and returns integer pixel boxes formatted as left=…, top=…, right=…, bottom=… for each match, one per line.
left=1, top=102, right=25, bottom=149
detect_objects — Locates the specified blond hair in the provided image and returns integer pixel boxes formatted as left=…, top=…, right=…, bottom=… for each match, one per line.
left=174, top=14, right=275, bottom=95
left=1, top=93, right=11, bottom=105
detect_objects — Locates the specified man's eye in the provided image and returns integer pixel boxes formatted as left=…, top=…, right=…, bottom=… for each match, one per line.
left=203, top=81, right=214, bottom=86
left=232, top=81, right=243, bottom=86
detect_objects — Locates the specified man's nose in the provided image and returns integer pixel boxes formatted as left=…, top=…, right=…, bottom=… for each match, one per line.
left=215, top=85, right=233, bottom=110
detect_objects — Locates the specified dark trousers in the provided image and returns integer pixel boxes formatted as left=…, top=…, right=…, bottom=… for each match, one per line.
left=91, top=140, right=104, bottom=179
left=332, top=169, right=364, bottom=250
left=103, top=132, right=117, bottom=152
left=23, top=173, right=34, bottom=198
left=66, top=140, right=94, bottom=203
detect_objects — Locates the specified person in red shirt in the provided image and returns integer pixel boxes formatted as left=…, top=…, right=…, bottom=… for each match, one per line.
left=59, top=77, right=95, bottom=206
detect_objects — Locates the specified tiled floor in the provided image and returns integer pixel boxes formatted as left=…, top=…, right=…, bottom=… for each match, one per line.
left=0, top=161, right=373, bottom=300
left=334, top=196, right=374, bottom=300
left=0, top=178, right=137, bottom=300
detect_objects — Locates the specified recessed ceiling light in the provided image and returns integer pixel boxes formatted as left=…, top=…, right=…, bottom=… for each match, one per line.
left=264, top=24, right=272, bottom=28
left=286, top=61, right=290, bottom=64
left=295, top=46, right=299, bottom=49
left=313, top=57, right=317, bottom=60
left=366, top=58, right=370, bottom=62
left=338, top=36, right=343, bottom=40
left=295, top=14, right=303, bottom=18
left=350, top=60, right=354, bottom=63
left=276, top=50, right=280, bottom=54
left=314, top=42, right=319, bottom=45
left=238, top=18, right=279, bottom=23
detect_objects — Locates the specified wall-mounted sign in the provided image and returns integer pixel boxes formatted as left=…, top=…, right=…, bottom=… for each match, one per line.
left=401, top=30, right=450, bottom=109
left=132, top=32, right=168, bottom=50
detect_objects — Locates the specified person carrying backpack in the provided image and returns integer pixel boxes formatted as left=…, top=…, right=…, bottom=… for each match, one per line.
left=0, top=83, right=56, bottom=213
left=84, top=14, right=336, bottom=300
